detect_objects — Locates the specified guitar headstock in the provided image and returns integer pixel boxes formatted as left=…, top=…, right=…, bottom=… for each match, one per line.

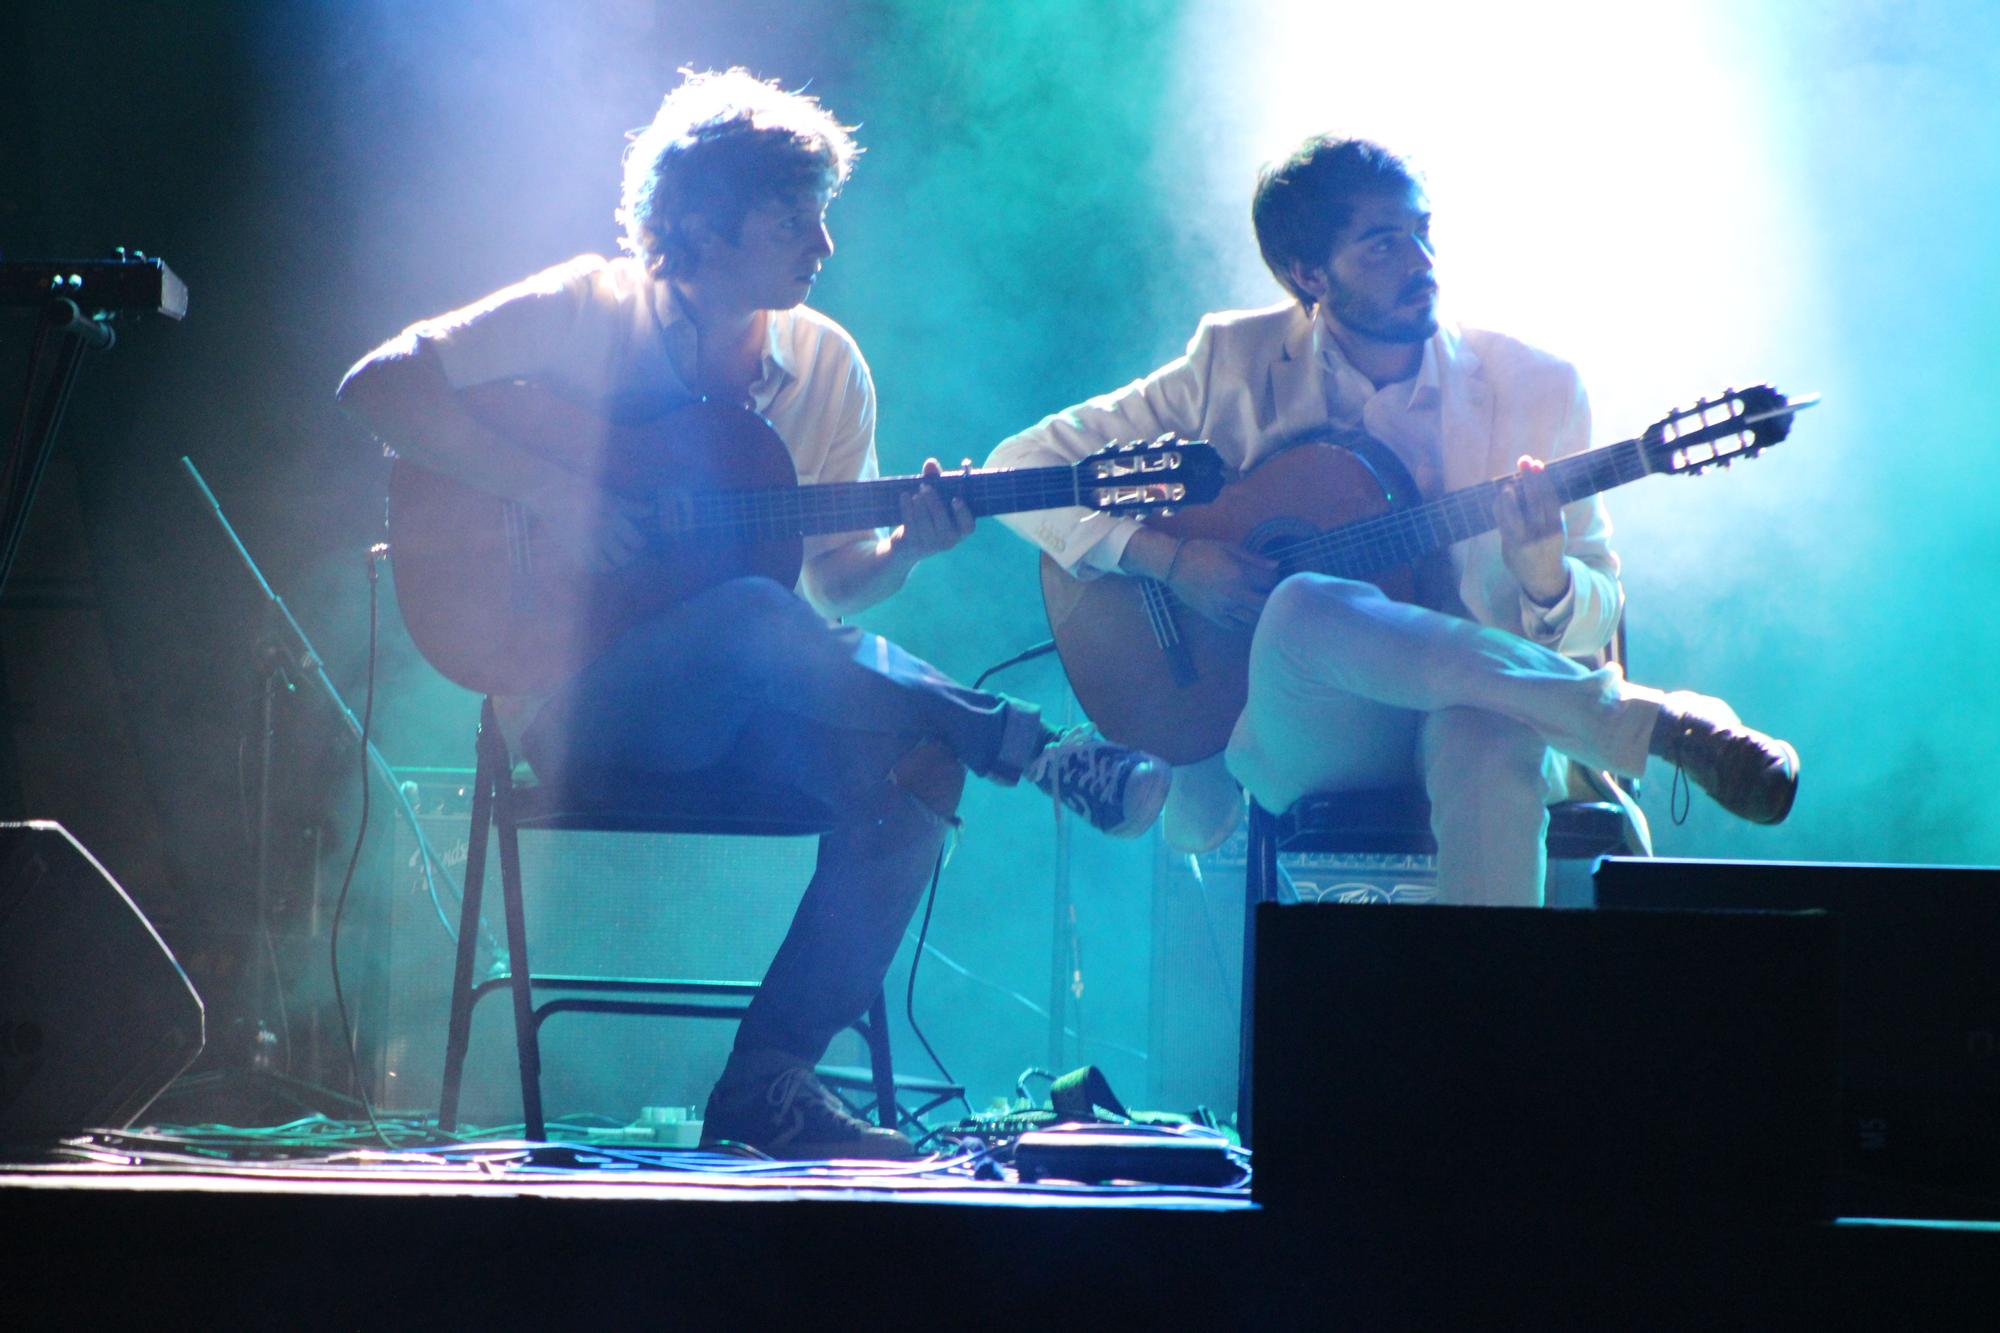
left=1640, top=384, right=1810, bottom=477
left=1076, top=436, right=1226, bottom=516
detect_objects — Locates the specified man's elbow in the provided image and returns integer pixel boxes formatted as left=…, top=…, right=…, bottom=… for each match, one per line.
left=336, top=335, right=432, bottom=434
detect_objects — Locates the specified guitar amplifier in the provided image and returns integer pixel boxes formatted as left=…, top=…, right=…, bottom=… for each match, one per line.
left=364, top=770, right=820, bottom=1124
left=1146, top=823, right=1440, bottom=1114
left=1596, top=857, right=2000, bottom=1219
left=1251, top=901, right=1839, bottom=1228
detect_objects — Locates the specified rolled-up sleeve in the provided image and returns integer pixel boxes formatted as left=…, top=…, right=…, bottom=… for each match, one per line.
left=1520, top=370, right=1623, bottom=656
left=799, top=341, right=884, bottom=561
left=986, top=318, right=1218, bottom=576
left=415, top=257, right=602, bottom=389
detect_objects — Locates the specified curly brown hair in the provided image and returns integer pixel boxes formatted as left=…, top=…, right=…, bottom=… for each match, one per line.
left=616, top=68, right=860, bottom=278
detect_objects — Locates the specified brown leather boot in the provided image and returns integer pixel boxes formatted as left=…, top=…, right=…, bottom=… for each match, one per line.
left=1650, top=691, right=1800, bottom=825
left=701, top=1049, right=917, bottom=1160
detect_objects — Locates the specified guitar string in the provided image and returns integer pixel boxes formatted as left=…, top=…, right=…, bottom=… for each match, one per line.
left=1138, top=576, right=1180, bottom=650
left=1132, top=432, right=1664, bottom=614
left=1277, top=438, right=1654, bottom=578
left=670, top=466, right=1172, bottom=538
left=1278, top=405, right=1760, bottom=576
left=567, top=401, right=1747, bottom=564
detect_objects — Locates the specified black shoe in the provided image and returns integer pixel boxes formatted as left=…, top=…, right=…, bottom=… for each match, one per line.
left=1656, top=691, right=1800, bottom=825
left=700, top=1050, right=916, bottom=1160
left=1023, top=727, right=1171, bottom=838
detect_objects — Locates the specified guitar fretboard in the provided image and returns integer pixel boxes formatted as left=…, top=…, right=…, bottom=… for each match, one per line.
left=678, top=466, right=1088, bottom=539
left=1272, top=434, right=1654, bottom=578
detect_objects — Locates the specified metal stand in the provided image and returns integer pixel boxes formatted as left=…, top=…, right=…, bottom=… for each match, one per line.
left=165, top=462, right=446, bottom=1119
left=1, top=299, right=114, bottom=599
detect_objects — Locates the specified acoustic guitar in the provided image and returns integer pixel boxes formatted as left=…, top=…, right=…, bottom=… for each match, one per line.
left=1040, top=385, right=1812, bottom=763
left=388, top=380, right=1224, bottom=695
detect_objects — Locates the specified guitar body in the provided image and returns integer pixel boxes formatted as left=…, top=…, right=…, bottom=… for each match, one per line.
left=1041, top=443, right=1417, bottom=764
left=389, top=382, right=804, bottom=695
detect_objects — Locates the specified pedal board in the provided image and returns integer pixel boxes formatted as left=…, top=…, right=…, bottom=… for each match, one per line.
left=1012, top=1126, right=1242, bottom=1187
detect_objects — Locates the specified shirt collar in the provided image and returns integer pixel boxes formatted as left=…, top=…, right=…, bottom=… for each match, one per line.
left=1311, top=303, right=1442, bottom=413
left=652, top=279, right=797, bottom=399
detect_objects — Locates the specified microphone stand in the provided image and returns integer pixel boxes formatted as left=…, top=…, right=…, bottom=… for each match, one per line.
left=170, top=458, right=462, bottom=1119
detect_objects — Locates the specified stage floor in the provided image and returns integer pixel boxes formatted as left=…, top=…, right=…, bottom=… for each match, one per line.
left=0, top=1118, right=1256, bottom=1210
left=7, top=1121, right=2000, bottom=1327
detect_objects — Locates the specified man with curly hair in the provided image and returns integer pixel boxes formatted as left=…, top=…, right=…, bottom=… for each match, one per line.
left=339, top=70, right=1168, bottom=1158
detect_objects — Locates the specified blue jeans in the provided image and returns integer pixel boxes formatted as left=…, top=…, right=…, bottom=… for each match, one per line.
left=519, top=576, right=1019, bottom=1063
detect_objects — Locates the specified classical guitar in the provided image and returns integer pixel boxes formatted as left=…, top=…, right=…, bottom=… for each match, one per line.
left=1041, top=385, right=1813, bottom=763
left=389, top=380, right=1224, bottom=694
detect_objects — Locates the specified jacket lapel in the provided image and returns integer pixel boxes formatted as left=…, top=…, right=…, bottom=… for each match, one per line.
left=1262, top=307, right=1328, bottom=455
left=1437, top=325, right=1496, bottom=493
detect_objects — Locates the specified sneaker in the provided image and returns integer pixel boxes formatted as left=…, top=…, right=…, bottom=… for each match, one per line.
left=700, top=1050, right=916, bottom=1160
left=1653, top=691, right=1800, bottom=825
left=1023, top=727, right=1171, bottom=838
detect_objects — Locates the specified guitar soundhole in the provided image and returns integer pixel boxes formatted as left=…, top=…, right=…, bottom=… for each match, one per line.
left=1244, top=517, right=1318, bottom=574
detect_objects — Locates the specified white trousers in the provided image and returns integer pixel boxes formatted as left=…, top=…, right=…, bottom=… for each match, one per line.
left=1193, top=574, right=1662, bottom=907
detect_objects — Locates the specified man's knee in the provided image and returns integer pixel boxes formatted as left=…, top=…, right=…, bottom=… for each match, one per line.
left=1255, top=575, right=1384, bottom=670
left=703, top=575, right=816, bottom=628
left=1423, top=708, right=1550, bottom=805
left=682, top=576, right=841, bottom=668
left=889, top=739, right=966, bottom=822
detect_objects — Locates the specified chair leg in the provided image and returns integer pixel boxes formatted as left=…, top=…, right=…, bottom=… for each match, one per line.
left=494, top=787, right=546, bottom=1141
left=439, top=709, right=500, bottom=1133
left=1238, top=801, right=1280, bottom=1149
left=863, top=990, right=897, bottom=1131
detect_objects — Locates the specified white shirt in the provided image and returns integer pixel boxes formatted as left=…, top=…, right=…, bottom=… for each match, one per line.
left=1314, top=306, right=1445, bottom=498
left=406, top=254, right=883, bottom=739
left=414, top=253, right=883, bottom=564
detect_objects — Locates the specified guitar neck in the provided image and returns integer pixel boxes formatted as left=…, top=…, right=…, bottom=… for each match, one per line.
left=1280, top=435, right=1654, bottom=579
left=684, top=465, right=1084, bottom=539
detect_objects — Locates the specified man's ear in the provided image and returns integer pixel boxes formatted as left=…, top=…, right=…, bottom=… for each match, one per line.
left=681, top=212, right=724, bottom=264
left=1288, top=259, right=1329, bottom=305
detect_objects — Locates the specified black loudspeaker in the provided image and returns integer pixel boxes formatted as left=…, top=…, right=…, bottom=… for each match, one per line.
left=1251, top=902, right=1838, bottom=1229
left=0, top=821, right=204, bottom=1142
left=1596, top=857, right=2000, bottom=1219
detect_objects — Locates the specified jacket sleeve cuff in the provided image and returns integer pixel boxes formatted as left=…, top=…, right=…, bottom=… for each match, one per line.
left=1518, top=562, right=1578, bottom=645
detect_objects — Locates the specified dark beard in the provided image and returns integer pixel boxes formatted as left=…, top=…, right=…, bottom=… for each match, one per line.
left=1326, top=279, right=1438, bottom=345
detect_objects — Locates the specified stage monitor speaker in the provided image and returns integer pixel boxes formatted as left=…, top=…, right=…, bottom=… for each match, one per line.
left=1251, top=902, right=1837, bottom=1230
left=1596, top=857, right=2000, bottom=1219
left=0, top=821, right=204, bottom=1143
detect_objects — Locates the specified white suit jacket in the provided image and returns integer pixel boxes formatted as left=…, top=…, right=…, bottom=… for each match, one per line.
left=987, top=301, right=1623, bottom=658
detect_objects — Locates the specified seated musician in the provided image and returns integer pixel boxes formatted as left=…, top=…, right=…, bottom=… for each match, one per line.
left=337, top=69, right=1169, bottom=1158
left=985, top=135, right=1798, bottom=906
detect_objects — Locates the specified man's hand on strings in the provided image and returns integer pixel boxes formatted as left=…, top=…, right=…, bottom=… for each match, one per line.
left=892, top=458, right=976, bottom=564
left=1166, top=538, right=1280, bottom=629
left=540, top=484, right=648, bottom=572
left=1495, top=455, right=1571, bottom=605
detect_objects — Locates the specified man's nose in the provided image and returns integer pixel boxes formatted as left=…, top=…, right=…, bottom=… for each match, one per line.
left=811, top=222, right=835, bottom=259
